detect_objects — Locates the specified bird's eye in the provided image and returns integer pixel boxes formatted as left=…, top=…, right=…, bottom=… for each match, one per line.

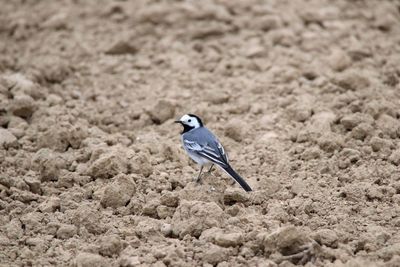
left=188, top=119, right=192, bottom=122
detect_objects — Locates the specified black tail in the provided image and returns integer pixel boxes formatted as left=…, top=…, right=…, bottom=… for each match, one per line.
left=222, top=165, right=252, bottom=192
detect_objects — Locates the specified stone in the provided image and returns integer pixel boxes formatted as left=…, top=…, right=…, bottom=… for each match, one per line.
left=72, top=252, right=109, bottom=267
left=4, top=218, right=24, bottom=240
left=259, top=226, right=309, bottom=255
left=312, top=229, right=338, bottom=247
left=215, top=232, right=243, bottom=247
left=160, top=223, right=172, bottom=237
left=172, top=200, right=225, bottom=238
left=86, top=149, right=129, bottom=179
left=389, top=150, right=400, bottom=166
left=38, top=196, right=61, bottom=213
left=370, top=136, right=391, bottom=152
left=201, top=244, right=230, bottom=265
left=327, top=49, right=352, bottom=72
left=376, top=114, right=400, bottom=138
left=100, top=174, right=136, bottom=208
left=160, top=191, right=179, bottom=207
left=9, top=94, right=36, bottom=118
left=351, top=122, right=373, bottom=140
left=56, top=224, right=77, bottom=239
left=147, top=100, right=175, bottom=124
left=340, top=113, right=373, bottom=130
left=31, top=148, right=66, bottom=181
left=0, top=128, right=17, bottom=148
left=157, top=205, right=175, bottom=219
left=224, top=118, right=245, bottom=142
left=334, top=69, right=370, bottom=91
left=99, top=234, right=122, bottom=257
left=223, top=188, right=250, bottom=205
left=105, top=40, right=138, bottom=55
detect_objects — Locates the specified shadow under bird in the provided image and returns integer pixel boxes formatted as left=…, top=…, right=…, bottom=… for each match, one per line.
left=175, top=114, right=252, bottom=192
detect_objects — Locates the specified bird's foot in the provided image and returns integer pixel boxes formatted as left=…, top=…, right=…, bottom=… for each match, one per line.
left=192, top=175, right=203, bottom=184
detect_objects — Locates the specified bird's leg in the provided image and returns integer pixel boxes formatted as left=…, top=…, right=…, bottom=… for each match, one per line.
left=194, top=165, right=204, bottom=183
left=206, top=164, right=214, bottom=175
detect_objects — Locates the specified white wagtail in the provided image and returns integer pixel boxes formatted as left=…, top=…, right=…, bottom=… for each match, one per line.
left=175, top=114, right=252, bottom=192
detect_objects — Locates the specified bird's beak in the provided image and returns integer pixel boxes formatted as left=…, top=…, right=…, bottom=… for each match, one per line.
left=174, top=120, right=182, bottom=124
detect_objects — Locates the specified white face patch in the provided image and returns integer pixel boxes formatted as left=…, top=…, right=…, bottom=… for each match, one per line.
left=180, top=114, right=201, bottom=128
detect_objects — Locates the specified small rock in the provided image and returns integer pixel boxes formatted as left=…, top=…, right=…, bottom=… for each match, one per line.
left=42, top=13, right=69, bottom=30
left=317, top=133, right=342, bottom=153
left=105, top=40, right=138, bottom=55
left=374, top=14, right=397, bottom=32
left=370, top=136, right=390, bottom=152
left=259, top=226, right=309, bottom=255
left=32, top=148, right=66, bottom=181
left=71, top=204, right=104, bottom=234
left=2, top=73, right=44, bottom=99
left=312, top=229, right=338, bottom=248
left=327, top=49, right=352, bottom=72
left=376, top=114, right=400, bottom=138
left=10, top=95, right=36, bottom=118
left=224, top=118, right=245, bottom=142
left=340, top=113, right=373, bottom=130
left=119, top=256, right=141, bottom=267
left=291, top=178, right=306, bottom=195
left=172, top=200, right=225, bottom=238
left=4, top=218, right=24, bottom=240
left=204, top=91, right=230, bottom=105
left=25, top=237, right=45, bottom=247
left=38, top=196, right=61, bottom=212
left=38, top=121, right=88, bottom=151
left=142, top=197, right=160, bottom=217
left=288, top=104, right=312, bottom=122
left=73, top=252, right=109, bottom=267
left=31, top=55, right=72, bottom=83
left=378, top=243, right=400, bottom=261
left=301, top=147, right=321, bottom=160
left=224, top=188, right=250, bottom=205
left=255, top=15, right=281, bottom=31
left=7, top=116, right=28, bottom=138
left=244, top=44, right=266, bottom=58
left=389, top=150, right=400, bottom=166
left=56, top=224, right=77, bottom=239
left=333, top=70, right=370, bottom=91
left=147, top=100, right=175, bottom=124
left=99, top=234, right=122, bottom=257
left=160, top=223, right=172, bottom=237
left=157, top=205, right=175, bottom=219
left=0, top=128, right=17, bottom=148
left=100, top=174, right=136, bottom=208
left=351, top=122, right=373, bottom=140
left=160, top=192, right=179, bottom=207
left=201, top=244, right=230, bottom=265
left=215, top=232, right=243, bottom=247
left=366, top=186, right=384, bottom=200
left=46, top=94, right=63, bottom=106
left=86, top=149, right=129, bottom=179
left=10, top=187, right=40, bottom=203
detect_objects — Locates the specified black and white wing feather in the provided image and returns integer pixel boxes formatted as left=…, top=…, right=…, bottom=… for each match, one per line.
left=182, top=128, right=252, bottom=192
left=184, top=139, right=228, bottom=167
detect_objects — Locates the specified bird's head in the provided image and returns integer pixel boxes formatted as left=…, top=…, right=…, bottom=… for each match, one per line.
left=175, top=114, right=203, bottom=133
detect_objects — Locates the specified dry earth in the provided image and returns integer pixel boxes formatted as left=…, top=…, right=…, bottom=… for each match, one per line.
left=1, top=0, right=400, bottom=266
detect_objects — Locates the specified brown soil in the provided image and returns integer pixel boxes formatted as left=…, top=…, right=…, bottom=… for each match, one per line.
left=1, top=0, right=400, bottom=266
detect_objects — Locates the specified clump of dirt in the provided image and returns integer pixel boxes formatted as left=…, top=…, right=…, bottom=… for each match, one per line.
left=1, top=0, right=400, bottom=266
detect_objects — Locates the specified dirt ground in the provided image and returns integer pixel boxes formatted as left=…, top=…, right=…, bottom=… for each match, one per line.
left=1, top=0, right=400, bottom=266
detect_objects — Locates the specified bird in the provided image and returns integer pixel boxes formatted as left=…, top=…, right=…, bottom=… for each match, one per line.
left=174, top=114, right=252, bottom=192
